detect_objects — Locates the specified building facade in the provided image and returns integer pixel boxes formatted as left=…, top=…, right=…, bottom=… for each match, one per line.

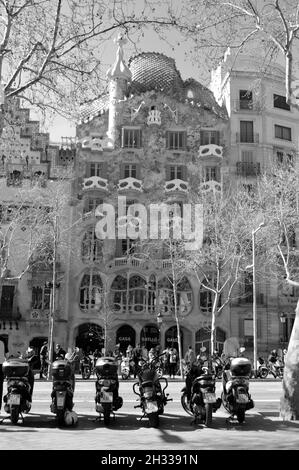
left=0, top=40, right=297, bottom=359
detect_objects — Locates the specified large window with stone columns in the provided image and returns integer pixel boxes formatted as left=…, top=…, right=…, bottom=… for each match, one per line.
left=79, top=270, right=103, bottom=311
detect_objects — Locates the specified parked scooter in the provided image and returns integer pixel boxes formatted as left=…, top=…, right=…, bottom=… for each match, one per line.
left=2, top=358, right=32, bottom=424
left=133, top=354, right=172, bottom=428
left=181, top=359, right=221, bottom=427
left=221, top=355, right=254, bottom=423
left=94, top=356, right=123, bottom=425
left=50, top=359, right=75, bottom=426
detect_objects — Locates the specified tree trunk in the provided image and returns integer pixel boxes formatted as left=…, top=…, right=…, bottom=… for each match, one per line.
left=210, top=292, right=218, bottom=356
left=280, top=299, right=299, bottom=420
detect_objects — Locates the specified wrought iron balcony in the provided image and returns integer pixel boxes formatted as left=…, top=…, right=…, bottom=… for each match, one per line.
left=236, top=132, right=259, bottom=144
left=236, top=162, right=261, bottom=177
left=233, top=100, right=262, bottom=112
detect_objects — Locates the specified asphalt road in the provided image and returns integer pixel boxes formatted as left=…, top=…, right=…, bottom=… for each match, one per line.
left=0, top=376, right=298, bottom=451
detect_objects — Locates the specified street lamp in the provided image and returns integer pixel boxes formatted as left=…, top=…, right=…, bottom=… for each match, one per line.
left=246, top=222, right=265, bottom=377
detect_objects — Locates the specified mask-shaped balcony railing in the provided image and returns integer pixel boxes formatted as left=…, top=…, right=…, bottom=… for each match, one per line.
left=198, top=144, right=223, bottom=159
left=117, top=177, right=143, bottom=192
left=164, top=179, right=189, bottom=193
left=200, top=180, right=222, bottom=193
left=82, top=176, right=109, bottom=191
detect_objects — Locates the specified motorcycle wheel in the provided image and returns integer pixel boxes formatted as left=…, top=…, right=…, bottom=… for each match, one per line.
left=204, top=403, right=213, bottom=427
left=237, top=409, right=245, bottom=424
left=10, top=406, right=20, bottom=425
left=181, top=392, right=193, bottom=416
left=103, top=405, right=111, bottom=425
left=259, top=368, right=268, bottom=379
left=82, top=370, right=91, bottom=380
left=57, top=409, right=65, bottom=426
left=148, top=412, right=159, bottom=428
left=42, top=365, right=48, bottom=379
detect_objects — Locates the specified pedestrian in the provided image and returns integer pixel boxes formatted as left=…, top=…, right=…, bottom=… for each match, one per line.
left=113, top=344, right=122, bottom=376
left=184, top=346, right=196, bottom=367
left=132, top=343, right=142, bottom=378
left=168, top=347, right=178, bottom=378
left=39, top=341, right=48, bottom=379
left=0, top=337, right=9, bottom=412
left=53, top=344, right=66, bottom=361
left=23, top=345, right=36, bottom=401
left=162, top=347, right=170, bottom=375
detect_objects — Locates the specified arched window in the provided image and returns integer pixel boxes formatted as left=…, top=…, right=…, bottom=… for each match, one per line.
left=129, top=275, right=146, bottom=313
left=82, top=228, right=103, bottom=263
left=111, top=275, right=127, bottom=313
left=158, top=276, right=192, bottom=316
left=110, top=274, right=148, bottom=314
left=79, top=270, right=103, bottom=311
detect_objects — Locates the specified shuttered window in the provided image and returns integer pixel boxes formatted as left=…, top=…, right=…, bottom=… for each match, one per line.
left=166, top=131, right=187, bottom=150
left=200, top=130, right=220, bottom=145
left=122, top=128, right=142, bottom=148
left=88, top=162, right=108, bottom=178
left=275, top=125, right=292, bottom=141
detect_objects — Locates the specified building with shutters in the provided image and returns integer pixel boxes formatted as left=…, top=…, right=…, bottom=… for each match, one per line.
left=210, top=48, right=299, bottom=354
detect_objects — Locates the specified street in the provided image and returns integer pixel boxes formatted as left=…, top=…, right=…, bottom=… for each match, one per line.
left=0, top=377, right=298, bottom=451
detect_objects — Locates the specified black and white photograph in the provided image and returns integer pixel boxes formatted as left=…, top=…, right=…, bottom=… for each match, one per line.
left=0, top=0, right=298, bottom=461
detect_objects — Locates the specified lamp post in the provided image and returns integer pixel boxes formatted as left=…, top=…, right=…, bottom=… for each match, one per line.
left=246, top=222, right=265, bottom=377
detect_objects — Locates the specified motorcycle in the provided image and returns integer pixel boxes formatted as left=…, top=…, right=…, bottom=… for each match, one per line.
left=181, top=361, right=221, bottom=427
left=50, top=359, right=75, bottom=426
left=94, top=356, right=123, bottom=425
left=133, top=354, right=172, bottom=428
left=80, top=356, right=92, bottom=380
left=255, top=356, right=269, bottom=379
left=221, top=356, right=254, bottom=423
left=267, top=359, right=284, bottom=379
left=2, top=358, right=32, bottom=424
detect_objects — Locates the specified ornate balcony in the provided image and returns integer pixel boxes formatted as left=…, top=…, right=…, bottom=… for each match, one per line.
left=82, top=176, right=109, bottom=191
left=200, top=180, right=222, bottom=193
left=198, top=144, right=223, bottom=159
left=164, top=178, right=189, bottom=193
left=117, top=177, right=143, bottom=192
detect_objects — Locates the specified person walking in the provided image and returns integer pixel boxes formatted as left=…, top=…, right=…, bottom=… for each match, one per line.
left=184, top=346, right=196, bottom=367
left=39, top=341, right=48, bottom=379
left=168, top=347, right=178, bottom=378
left=0, top=337, right=9, bottom=413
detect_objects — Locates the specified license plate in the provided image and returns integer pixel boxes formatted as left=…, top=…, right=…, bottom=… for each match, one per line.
left=236, top=394, right=249, bottom=403
left=203, top=393, right=216, bottom=403
left=145, top=401, right=158, bottom=413
left=9, top=394, right=20, bottom=405
left=100, top=391, right=113, bottom=403
left=56, top=392, right=66, bottom=408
